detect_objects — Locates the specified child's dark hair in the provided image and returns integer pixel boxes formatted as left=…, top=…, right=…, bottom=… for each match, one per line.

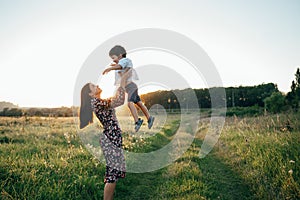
left=109, top=45, right=126, bottom=58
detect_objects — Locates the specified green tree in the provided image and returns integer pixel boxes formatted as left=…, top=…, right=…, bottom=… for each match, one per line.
left=264, top=92, right=286, bottom=113
left=286, top=68, right=300, bottom=112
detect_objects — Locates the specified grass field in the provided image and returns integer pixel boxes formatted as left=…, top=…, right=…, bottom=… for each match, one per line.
left=0, top=113, right=299, bottom=199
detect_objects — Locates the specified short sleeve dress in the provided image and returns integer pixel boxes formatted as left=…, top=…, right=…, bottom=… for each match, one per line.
left=91, top=87, right=126, bottom=183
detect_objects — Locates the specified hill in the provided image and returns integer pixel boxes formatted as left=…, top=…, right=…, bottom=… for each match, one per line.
left=0, top=101, right=18, bottom=111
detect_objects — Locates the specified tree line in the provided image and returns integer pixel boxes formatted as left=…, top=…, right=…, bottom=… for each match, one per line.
left=140, top=83, right=278, bottom=110
left=1, top=68, right=299, bottom=117
left=141, top=68, right=300, bottom=114
left=0, top=107, right=75, bottom=117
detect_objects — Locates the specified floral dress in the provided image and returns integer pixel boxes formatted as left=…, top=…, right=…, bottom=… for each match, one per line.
left=91, top=87, right=126, bottom=183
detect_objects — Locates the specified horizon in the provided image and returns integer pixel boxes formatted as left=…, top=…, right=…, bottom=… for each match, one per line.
left=1, top=81, right=288, bottom=108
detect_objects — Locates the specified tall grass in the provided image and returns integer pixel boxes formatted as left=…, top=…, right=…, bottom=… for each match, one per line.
left=208, top=114, right=300, bottom=199
left=0, top=113, right=299, bottom=199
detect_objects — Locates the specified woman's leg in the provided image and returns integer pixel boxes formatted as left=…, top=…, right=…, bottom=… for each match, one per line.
left=104, top=182, right=116, bottom=200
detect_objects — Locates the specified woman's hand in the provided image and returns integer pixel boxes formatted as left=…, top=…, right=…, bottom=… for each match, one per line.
left=119, top=69, right=132, bottom=88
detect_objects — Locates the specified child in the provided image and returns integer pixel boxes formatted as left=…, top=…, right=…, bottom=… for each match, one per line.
left=102, top=45, right=154, bottom=132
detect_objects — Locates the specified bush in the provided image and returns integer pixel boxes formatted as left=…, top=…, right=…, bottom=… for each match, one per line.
left=225, top=105, right=263, bottom=117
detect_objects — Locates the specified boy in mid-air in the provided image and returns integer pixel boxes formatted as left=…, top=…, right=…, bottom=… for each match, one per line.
left=102, top=45, right=154, bottom=132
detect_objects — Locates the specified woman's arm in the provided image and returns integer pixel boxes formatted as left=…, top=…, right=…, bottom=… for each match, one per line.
left=110, top=69, right=131, bottom=108
left=93, top=69, right=129, bottom=109
left=92, top=86, right=125, bottom=110
left=110, top=87, right=125, bottom=108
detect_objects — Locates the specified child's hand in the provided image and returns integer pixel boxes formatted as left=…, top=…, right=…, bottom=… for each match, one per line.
left=102, top=68, right=111, bottom=75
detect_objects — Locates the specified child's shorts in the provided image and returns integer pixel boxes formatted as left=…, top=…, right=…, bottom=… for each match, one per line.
left=125, top=82, right=141, bottom=104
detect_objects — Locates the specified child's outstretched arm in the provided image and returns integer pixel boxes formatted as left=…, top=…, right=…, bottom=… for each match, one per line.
left=102, top=63, right=123, bottom=75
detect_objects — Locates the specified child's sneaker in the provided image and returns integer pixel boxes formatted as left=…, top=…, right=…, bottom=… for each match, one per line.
left=148, top=116, right=155, bottom=129
left=135, top=118, right=143, bottom=132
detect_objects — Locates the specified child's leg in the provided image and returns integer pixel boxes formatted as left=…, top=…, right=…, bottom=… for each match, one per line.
left=125, top=82, right=140, bottom=123
left=125, top=82, right=145, bottom=131
left=136, top=101, right=155, bottom=129
left=127, top=102, right=139, bottom=123
left=136, top=101, right=150, bottom=120
left=128, top=102, right=143, bottom=132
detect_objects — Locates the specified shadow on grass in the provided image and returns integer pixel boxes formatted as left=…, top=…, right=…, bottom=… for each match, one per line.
left=197, top=153, right=255, bottom=200
left=115, top=169, right=166, bottom=200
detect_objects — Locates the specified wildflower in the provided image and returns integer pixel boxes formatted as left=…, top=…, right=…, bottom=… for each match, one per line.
left=288, top=169, right=293, bottom=175
left=289, top=160, right=295, bottom=164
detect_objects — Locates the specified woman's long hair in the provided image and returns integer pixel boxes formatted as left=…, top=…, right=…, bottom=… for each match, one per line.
left=79, top=83, right=93, bottom=129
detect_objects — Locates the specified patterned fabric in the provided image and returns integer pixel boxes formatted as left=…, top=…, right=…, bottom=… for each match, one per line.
left=91, top=87, right=126, bottom=183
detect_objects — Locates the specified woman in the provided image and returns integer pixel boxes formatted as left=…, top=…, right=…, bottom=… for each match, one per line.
left=79, top=71, right=129, bottom=200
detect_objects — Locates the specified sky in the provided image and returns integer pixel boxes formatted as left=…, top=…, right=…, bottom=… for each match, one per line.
left=0, top=0, right=300, bottom=108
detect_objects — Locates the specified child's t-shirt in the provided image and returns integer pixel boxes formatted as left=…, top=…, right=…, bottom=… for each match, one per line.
left=114, top=58, right=138, bottom=86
